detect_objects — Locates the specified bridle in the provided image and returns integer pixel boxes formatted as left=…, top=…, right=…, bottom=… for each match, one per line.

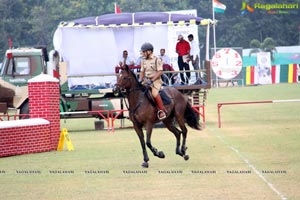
left=114, top=74, right=141, bottom=94
left=114, top=71, right=145, bottom=112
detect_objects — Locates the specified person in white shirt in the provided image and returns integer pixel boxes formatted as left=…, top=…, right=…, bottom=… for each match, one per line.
left=158, top=48, right=176, bottom=85
left=188, top=34, right=202, bottom=84
left=135, top=51, right=144, bottom=66
left=158, top=48, right=171, bottom=65
left=119, top=50, right=135, bottom=67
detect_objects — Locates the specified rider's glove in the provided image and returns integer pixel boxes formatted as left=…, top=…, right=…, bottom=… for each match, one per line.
left=146, top=80, right=153, bottom=86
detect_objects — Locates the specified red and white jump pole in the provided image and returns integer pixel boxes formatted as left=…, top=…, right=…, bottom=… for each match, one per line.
left=217, top=99, right=300, bottom=128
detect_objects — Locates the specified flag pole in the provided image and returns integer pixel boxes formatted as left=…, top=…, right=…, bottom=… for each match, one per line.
left=212, top=0, right=218, bottom=87
left=212, top=1, right=217, bottom=55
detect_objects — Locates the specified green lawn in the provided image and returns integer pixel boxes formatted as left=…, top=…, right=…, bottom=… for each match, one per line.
left=0, top=83, right=299, bottom=200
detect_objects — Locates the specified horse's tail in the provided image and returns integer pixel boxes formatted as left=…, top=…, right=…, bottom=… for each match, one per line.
left=184, top=102, right=202, bottom=130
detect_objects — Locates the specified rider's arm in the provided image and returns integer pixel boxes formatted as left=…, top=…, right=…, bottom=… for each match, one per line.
left=150, top=57, right=163, bottom=81
left=139, top=70, right=145, bottom=82
left=151, top=70, right=163, bottom=82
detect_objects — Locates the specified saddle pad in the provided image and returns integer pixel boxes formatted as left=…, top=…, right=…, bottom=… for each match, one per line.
left=160, top=90, right=172, bottom=105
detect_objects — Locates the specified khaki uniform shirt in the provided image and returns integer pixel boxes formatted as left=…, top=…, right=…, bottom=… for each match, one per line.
left=141, top=55, right=163, bottom=96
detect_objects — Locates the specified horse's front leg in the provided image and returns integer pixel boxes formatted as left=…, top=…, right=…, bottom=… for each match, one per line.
left=178, top=122, right=189, bottom=161
left=133, top=124, right=149, bottom=168
left=145, top=123, right=165, bottom=159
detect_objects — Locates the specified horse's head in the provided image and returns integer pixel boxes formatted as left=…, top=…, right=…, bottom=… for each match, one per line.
left=114, top=65, right=140, bottom=94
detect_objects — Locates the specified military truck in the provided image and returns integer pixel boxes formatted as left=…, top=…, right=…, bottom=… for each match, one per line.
left=0, top=47, right=123, bottom=119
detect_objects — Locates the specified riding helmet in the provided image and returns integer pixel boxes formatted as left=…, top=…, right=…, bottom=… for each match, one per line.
left=141, top=42, right=154, bottom=52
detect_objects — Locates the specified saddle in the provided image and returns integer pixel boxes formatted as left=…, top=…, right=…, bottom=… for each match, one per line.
left=145, top=88, right=172, bottom=107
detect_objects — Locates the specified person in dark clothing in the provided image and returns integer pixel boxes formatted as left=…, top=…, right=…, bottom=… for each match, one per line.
left=176, top=35, right=191, bottom=84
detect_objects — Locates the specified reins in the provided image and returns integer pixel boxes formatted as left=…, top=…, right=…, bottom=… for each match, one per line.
left=117, top=73, right=146, bottom=114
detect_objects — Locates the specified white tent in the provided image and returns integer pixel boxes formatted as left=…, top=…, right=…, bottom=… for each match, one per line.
left=53, top=11, right=210, bottom=88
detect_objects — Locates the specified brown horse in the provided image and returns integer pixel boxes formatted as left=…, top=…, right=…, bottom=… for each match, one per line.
left=114, top=65, right=202, bottom=168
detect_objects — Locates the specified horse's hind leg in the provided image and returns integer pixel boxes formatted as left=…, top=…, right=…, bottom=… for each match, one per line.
left=180, top=125, right=189, bottom=160
left=163, top=118, right=184, bottom=157
left=177, top=119, right=189, bottom=160
left=169, top=112, right=189, bottom=160
left=145, top=123, right=165, bottom=159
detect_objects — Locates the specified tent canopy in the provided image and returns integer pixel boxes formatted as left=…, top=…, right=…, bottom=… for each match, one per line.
left=60, top=12, right=208, bottom=27
left=54, top=11, right=210, bottom=89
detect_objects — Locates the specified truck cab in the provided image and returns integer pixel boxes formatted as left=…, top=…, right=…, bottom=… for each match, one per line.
left=0, top=47, right=47, bottom=114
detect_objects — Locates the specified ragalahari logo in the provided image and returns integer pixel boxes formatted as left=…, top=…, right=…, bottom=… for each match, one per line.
left=241, top=2, right=299, bottom=15
left=240, top=2, right=254, bottom=15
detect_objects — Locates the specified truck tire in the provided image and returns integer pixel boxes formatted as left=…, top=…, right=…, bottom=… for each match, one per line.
left=20, top=101, right=29, bottom=119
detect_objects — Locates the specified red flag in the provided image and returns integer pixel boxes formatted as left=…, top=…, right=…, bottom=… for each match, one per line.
left=8, top=38, right=13, bottom=49
left=53, top=69, right=60, bottom=79
left=115, top=3, right=121, bottom=14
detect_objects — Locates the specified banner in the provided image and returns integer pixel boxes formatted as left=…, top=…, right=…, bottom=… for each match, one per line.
left=246, top=64, right=299, bottom=85
left=256, top=52, right=272, bottom=84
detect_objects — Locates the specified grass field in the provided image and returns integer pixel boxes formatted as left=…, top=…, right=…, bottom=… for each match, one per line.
left=1, top=83, right=299, bottom=200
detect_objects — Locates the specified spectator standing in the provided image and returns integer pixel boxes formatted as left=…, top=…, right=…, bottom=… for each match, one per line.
left=176, top=35, right=191, bottom=84
left=188, top=34, right=202, bottom=84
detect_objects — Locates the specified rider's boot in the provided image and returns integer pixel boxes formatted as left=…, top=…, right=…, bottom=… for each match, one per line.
left=154, top=95, right=167, bottom=120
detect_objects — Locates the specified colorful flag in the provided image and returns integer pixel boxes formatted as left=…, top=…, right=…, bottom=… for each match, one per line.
left=271, top=65, right=281, bottom=84
left=246, top=64, right=298, bottom=85
left=114, top=3, right=121, bottom=14
left=246, top=66, right=256, bottom=85
left=213, top=0, right=226, bottom=13
left=288, top=64, right=298, bottom=83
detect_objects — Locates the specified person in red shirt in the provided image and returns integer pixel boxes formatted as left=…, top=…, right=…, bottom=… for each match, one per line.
left=176, top=35, right=191, bottom=84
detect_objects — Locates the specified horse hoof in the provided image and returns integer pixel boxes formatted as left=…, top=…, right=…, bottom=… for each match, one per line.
left=176, top=151, right=183, bottom=156
left=183, top=155, right=189, bottom=161
left=141, top=162, right=149, bottom=168
left=182, top=146, right=188, bottom=152
left=158, top=151, right=165, bottom=158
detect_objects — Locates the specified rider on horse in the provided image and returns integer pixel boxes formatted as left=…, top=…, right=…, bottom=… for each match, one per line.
left=139, top=42, right=167, bottom=120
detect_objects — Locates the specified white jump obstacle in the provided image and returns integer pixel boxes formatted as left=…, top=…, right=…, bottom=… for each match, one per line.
left=217, top=99, right=300, bottom=128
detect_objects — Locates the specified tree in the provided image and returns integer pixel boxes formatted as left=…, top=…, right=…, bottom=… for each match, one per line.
left=0, top=0, right=299, bottom=60
left=249, top=37, right=277, bottom=61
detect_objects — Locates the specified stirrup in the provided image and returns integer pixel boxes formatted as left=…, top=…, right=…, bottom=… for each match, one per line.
left=157, top=110, right=166, bottom=120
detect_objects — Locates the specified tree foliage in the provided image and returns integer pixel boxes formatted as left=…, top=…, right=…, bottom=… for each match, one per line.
left=0, top=0, right=299, bottom=59
left=249, top=37, right=277, bottom=61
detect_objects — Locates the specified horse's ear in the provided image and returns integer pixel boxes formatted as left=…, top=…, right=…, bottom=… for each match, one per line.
left=121, top=64, right=129, bottom=72
left=124, top=64, right=130, bottom=71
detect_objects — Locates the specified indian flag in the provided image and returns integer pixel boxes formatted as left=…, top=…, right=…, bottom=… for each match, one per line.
left=213, top=0, right=226, bottom=13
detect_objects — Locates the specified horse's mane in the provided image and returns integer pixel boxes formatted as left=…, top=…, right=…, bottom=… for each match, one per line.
left=125, top=65, right=143, bottom=88
left=125, top=65, right=154, bottom=105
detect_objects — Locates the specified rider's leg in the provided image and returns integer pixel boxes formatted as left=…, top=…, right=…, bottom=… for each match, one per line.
left=155, top=94, right=166, bottom=120
left=152, top=88, right=166, bottom=120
